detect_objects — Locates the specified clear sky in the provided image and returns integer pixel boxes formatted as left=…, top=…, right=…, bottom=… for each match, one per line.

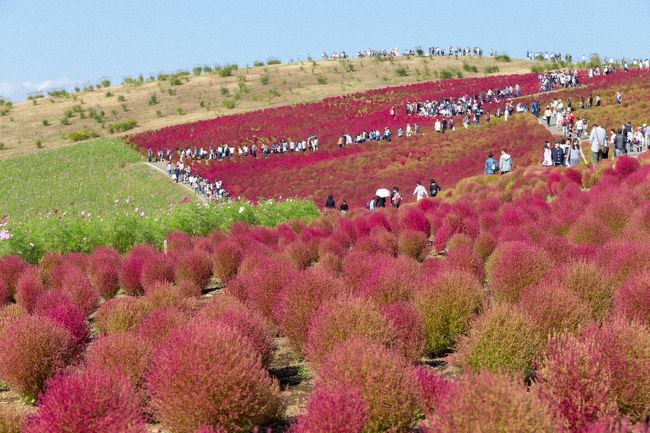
left=1, top=0, right=648, bottom=100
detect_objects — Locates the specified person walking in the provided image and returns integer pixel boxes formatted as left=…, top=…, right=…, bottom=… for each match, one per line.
left=542, top=142, right=553, bottom=166
left=413, top=181, right=428, bottom=201
left=325, top=194, right=336, bottom=209
left=568, top=139, right=588, bottom=167
left=614, top=128, right=627, bottom=157
left=339, top=199, right=349, bottom=213
left=429, top=179, right=441, bottom=197
left=589, top=123, right=607, bottom=165
left=544, top=106, right=552, bottom=127
left=551, top=142, right=565, bottom=166
left=391, top=187, right=402, bottom=208
left=484, top=152, right=497, bottom=175
left=499, top=148, right=512, bottom=174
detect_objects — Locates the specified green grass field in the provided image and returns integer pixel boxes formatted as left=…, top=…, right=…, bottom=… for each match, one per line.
left=0, top=139, right=194, bottom=222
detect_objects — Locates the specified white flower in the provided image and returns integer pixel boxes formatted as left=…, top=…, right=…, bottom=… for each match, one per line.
left=0, top=230, right=12, bottom=241
left=238, top=206, right=245, bottom=214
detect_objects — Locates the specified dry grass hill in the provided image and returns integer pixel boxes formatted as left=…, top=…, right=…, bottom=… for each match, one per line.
left=0, top=55, right=535, bottom=159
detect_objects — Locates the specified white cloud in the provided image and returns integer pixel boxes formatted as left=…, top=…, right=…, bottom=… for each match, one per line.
left=0, top=81, right=16, bottom=98
left=21, top=77, right=76, bottom=93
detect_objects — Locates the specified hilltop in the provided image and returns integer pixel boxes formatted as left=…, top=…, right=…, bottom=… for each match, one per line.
left=0, top=55, right=535, bottom=159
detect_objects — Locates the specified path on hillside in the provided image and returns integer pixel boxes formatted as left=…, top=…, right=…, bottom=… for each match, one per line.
left=143, top=161, right=209, bottom=205
left=536, top=115, right=643, bottom=158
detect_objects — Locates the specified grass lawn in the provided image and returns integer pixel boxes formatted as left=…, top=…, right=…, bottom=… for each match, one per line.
left=0, top=139, right=194, bottom=223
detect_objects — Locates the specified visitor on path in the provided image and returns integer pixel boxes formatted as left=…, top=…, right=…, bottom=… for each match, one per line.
left=544, top=106, right=552, bottom=127
left=589, top=123, right=608, bottom=165
left=413, top=181, right=428, bottom=201
left=551, top=142, right=565, bottom=166
left=325, top=195, right=336, bottom=209
left=542, top=142, right=553, bottom=166
left=429, top=179, right=441, bottom=197
left=568, top=139, right=588, bottom=167
left=614, top=129, right=627, bottom=156
left=499, top=148, right=512, bottom=174
left=339, top=200, right=349, bottom=213
left=391, top=187, right=402, bottom=208
left=484, top=152, right=498, bottom=175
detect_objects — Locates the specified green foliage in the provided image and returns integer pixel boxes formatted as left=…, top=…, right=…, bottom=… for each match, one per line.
left=47, top=89, right=69, bottom=98
left=253, top=61, right=264, bottom=67
left=484, top=65, right=500, bottom=74
left=68, top=128, right=99, bottom=142
left=117, top=95, right=126, bottom=102
left=462, top=63, right=479, bottom=73
left=415, top=46, right=424, bottom=56
left=218, top=64, right=238, bottom=77
left=0, top=142, right=4, bottom=151
left=105, top=91, right=113, bottom=97
left=395, top=67, right=409, bottom=77
left=169, top=77, right=182, bottom=86
left=175, top=107, right=185, bottom=115
left=267, top=58, right=281, bottom=65
left=260, top=74, right=270, bottom=85
left=588, top=53, right=602, bottom=68
left=41, top=119, right=49, bottom=127
left=439, top=70, right=454, bottom=79
left=238, top=82, right=248, bottom=93
left=192, top=67, right=203, bottom=76
left=220, top=86, right=230, bottom=96
left=108, top=119, right=137, bottom=134
left=269, top=88, right=280, bottom=97
left=101, top=79, right=111, bottom=88
left=495, top=54, right=511, bottom=62
left=148, top=94, right=159, bottom=106
left=221, top=99, right=236, bottom=109
left=316, top=76, right=328, bottom=85
left=530, top=65, right=545, bottom=73
left=35, top=137, right=44, bottom=149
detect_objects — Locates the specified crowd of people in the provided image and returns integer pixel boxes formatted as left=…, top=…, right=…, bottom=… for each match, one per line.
left=526, top=51, right=572, bottom=63
left=428, top=46, right=489, bottom=57
left=163, top=160, right=229, bottom=201
left=321, top=45, right=494, bottom=61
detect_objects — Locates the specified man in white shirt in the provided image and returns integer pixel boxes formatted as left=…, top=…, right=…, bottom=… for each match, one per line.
left=589, top=123, right=607, bottom=165
left=413, top=181, right=428, bottom=201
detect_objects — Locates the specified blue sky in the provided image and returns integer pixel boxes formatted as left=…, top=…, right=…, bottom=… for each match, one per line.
left=1, top=0, right=648, bottom=100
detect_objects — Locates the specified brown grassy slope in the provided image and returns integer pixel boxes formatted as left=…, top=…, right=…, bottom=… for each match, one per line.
left=0, top=56, right=535, bottom=159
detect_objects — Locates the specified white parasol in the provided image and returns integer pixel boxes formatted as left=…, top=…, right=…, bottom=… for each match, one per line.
left=376, top=188, right=391, bottom=198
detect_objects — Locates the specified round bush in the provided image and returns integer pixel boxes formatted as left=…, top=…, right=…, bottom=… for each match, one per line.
left=557, top=260, right=614, bottom=320
left=397, top=229, right=429, bottom=261
left=0, top=279, right=8, bottom=306
left=87, top=247, right=121, bottom=300
left=451, top=303, right=543, bottom=380
left=284, top=240, right=313, bottom=270
left=146, top=321, right=282, bottom=433
left=413, top=270, right=483, bottom=355
left=305, top=296, right=395, bottom=365
left=316, top=338, right=420, bottom=433
left=424, top=370, right=555, bottom=433
left=486, top=241, right=553, bottom=303
left=166, top=230, right=192, bottom=252
left=415, top=367, right=451, bottom=419
left=400, top=207, right=431, bottom=235
left=136, top=307, right=188, bottom=347
left=380, top=302, right=426, bottom=361
left=237, top=256, right=294, bottom=320
left=474, top=232, right=497, bottom=261
left=0, top=316, right=73, bottom=398
left=0, top=404, right=24, bottom=433
left=119, top=245, right=157, bottom=296
left=175, top=250, right=213, bottom=291
left=212, top=241, right=243, bottom=281
left=0, top=255, right=29, bottom=299
left=518, top=282, right=592, bottom=336
left=614, top=271, right=650, bottom=325
left=443, top=245, right=485, bottom=281
left=23, top=367, right=147, bottom=433
left=14, top=268, right=45, bottom=313
left=60, top=266, right=99, bottom=316
left=85, top=332, right=153, bottom=388
left=289, top=385, right=369, bottom=433
left=273, top=268, right=344, bottom=353
left=35, top=295, right=89, bottom=358
left=537, top=318, right=650, bottom=426
left=140, top=253, right=175, bottom=294
left=355, top=255, right=420, bottom=305
left=94, top=297, right=153, bottom=335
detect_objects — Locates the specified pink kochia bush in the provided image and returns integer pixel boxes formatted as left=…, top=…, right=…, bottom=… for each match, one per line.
left=315, top=338, right=421, bottom=433
left=22, top=367, right=147, bottom=433
left=60, top=266, right=100, bottom=316
left=0, top=279, right=8, bottom=306
left=140, top=253, right=176, bottom=293
left=424, top=370, right=556, bottom=433
left=415, top=368, right=452, bottom=419
left=289, top=385, right=369, bottom=433
left=397, top=229, right=429, bottom=261
left=14, top=268, right=45, bottom=313
left=135, top=306, right=189, bottom=346
left=146, top=320, right=282, bottom=433
left=85, top=332, right=153, bottom=388
left=86, top=247, right=121, bottom=299
left=0, top=255, right=29, bottom=299
left=35, top=295, right=89, bottom=357
left=614, top=271, right=650, bottom=325
left=119, top=244, right=157, bottom=296
left=0, top=316, right=73, bottom=398
left=273, top=267, right=344, bottom=353
left=380, top=302, right=426, bottom=361
left=487, top=241, right=553, bottom=302
left=536, top=318, right=650, bottom=430
left=175, top=249, right=213, bottom=291
left=212, top=240, right=243, bottom=281
left=305, top=296, right=395, bottom=365
left=94, top=297, right=153, bottom=335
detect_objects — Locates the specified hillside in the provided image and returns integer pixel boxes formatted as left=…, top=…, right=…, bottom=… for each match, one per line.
left=0, top=55, right=534, bottom=159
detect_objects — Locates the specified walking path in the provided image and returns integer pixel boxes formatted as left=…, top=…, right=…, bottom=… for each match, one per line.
left=143, top=161, right=209, bottom=205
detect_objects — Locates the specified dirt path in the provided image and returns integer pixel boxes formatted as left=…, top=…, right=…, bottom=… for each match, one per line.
left=142, top=161, right=209, bottom=205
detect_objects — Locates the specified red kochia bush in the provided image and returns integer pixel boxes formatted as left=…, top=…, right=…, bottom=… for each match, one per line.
left=60, top=266, right=100, bottom=316
left=22, top=367, right=147, bottom=433
left=289, top=385, right=369, bottom=433
left=380, top=302, right=426, bottom=361
left=212, top=241, right=243, bottom=281
left=614, top=271, right=650, bottom=325
left=35, top=296, right=89, bottom=357
left=283, top=240, right=313, bottom=270
left=486, top=241, right=553, bottom=302
left=415, top=367, right=452, bottom=419
left=305, top=296, right=395, bottom=365
left=0, top=316, right=73, bottom=398
left=536, top=318, right=650, bottom=427
left=424, top=370, right=555, bottom=433
left=0, top=255, right=29, bottom=299
left=0, top=279, right=8, bottom=306
left=94, top=297, right=153, bottom=335
left=136, top=307, right=188, bottom=347
left=85, top=332, right=153, bottom=388
left=14, top=268, right=45, bottom=313
left=166, top=231, right=192, bottom=252
left=355, top=255, right=420, bottom=305
left=237, top=256, right=294, bottom=320
left=119, top=244, right=157, bottom=296
left=273, top=268, right=345, bottom=353
left=400, top=207, right=431, bottom=235
left=146, top=321, right=282, bottom=433
left=398, top=229, right=429, bottom=261
left=175, top=249, right=213, bottom=291
left=140, top=253, right=176, bottom=294
left=316, top=338, right=420, bottom=433
left=87, top=248, right=121, bottom=300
